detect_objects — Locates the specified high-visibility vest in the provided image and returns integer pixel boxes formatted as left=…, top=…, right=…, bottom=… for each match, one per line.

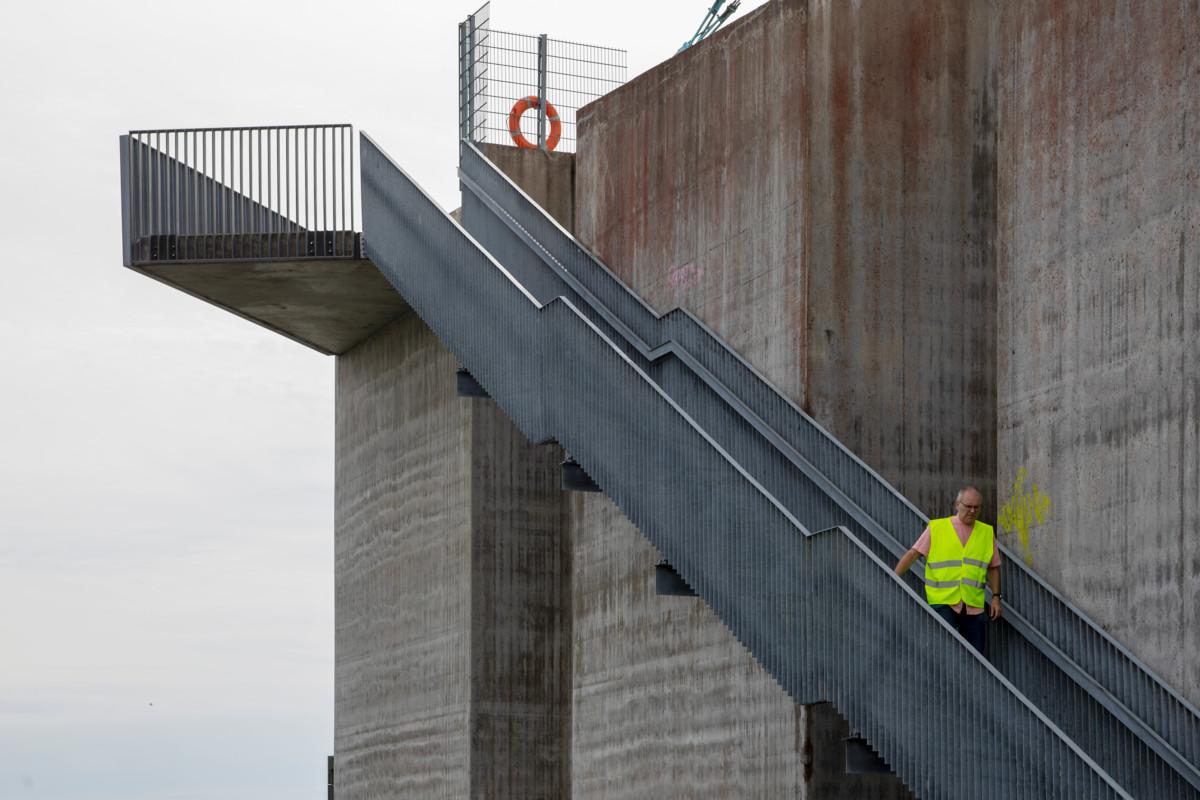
left=924, top=517, right=994, bottom=608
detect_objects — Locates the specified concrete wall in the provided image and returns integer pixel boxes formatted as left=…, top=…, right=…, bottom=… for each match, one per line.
left=569, top=492, right=805, bottom=797
left=569, top=491, right=913, bottom=799
left=806, top=0, right=998, bottom=519
left=576, top=0, right=998, bottom=521
left=335, top=313, right=571, bottom=799
left=996, top=1, right=1200, bottom=706
left=481, top=143, right=575, bottom=232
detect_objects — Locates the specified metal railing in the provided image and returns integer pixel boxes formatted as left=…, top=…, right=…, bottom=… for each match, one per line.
left=455, top=140, right=1200, bottom=798
left=361, top=132, right=1133, bottom=799
left=458, top=4, right=626, bottom=153
left=120, top=124, right=359, bottom=265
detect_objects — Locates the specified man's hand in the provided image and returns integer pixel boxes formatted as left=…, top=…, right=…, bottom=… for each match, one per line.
left=989, top=595, right=1002, bottom=621
left=986, top=565, right=1002, bottom=621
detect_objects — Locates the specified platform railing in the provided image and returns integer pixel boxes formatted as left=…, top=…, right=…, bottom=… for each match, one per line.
left=119, top=124, right=358, bottom=265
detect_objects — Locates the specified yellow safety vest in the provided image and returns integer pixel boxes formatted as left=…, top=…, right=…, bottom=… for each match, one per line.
left=924, top=517, right=994, bottom=608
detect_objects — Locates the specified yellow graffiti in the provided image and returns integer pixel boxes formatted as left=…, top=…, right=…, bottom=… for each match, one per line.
left=997, top=467, right=1051, bottom=564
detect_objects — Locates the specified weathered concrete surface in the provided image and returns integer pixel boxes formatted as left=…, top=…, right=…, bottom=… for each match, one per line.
left=569, top=491, right=913, bottom=799
left=138, top=257, right=409, bottom=354
left=575, top=0, right=809, bottom=408
left=335, top=314, right=571, bottom=799
left=576, top=0, right=997, bottom=520
left=805, top=0, right=998, bottom=520
left=481, top=143, right=576, bottom=232
left=336, top=315, right=472, bottom=799
left=468, top=399, right=571, bottom=799
left=458, top=144, right=911, bottom=795
left=568, top=2, right=1000, bottom=793
left=996, top=1, right=1200, bottom=706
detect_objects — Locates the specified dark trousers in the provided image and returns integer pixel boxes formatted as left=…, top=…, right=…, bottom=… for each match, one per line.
left=932, top=604, right=987, bottom=655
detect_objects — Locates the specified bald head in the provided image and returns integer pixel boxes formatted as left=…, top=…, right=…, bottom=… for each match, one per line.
left=956, top=486, right=982, bottom=505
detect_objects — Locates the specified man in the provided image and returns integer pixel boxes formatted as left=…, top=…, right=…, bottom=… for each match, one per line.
left=893, top=486, right=1001, bottom=654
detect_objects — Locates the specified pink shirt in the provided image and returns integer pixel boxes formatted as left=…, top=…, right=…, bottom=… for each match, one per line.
left=911, top=517, right=1001, bottom=615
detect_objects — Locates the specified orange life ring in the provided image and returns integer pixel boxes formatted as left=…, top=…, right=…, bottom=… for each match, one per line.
left=508, top=96, right=562, bottom=151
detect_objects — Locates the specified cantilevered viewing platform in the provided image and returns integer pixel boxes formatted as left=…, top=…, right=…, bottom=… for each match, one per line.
left=119, top=125, right=408, bottom=354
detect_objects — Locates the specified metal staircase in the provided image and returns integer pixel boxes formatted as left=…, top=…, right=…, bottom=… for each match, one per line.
left=360, top=133, right=1200, bottom=799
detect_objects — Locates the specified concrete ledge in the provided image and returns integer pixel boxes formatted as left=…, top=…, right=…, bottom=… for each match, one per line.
left=134, top=256, right=409, bottom=355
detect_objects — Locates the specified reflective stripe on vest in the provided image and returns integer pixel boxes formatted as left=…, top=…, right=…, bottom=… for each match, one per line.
left=924, top=517, right=994, bottom=608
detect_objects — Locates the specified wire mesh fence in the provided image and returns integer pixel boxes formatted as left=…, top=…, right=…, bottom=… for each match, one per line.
left=459, top=3, right=627, bottom=153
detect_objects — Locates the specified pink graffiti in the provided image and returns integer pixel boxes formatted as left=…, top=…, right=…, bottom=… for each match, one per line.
left=668, top=264, right=703, bottom=290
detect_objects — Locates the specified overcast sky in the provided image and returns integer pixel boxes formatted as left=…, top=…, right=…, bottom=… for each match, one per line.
left=0, top=1, right=761, bottom=798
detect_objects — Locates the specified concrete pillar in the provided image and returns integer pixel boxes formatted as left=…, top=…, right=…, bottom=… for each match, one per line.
left=468, top=393, right=572, bottom=799
left=334, top=314, right=570, bottom=799
left=335, top=315, right=473, bottom=799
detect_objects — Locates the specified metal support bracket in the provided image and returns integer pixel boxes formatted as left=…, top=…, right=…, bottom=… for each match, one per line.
left=655, top=559, right=697, bottom=597
left=561, top=456, right=600, bottom=492
left=844, top=735, right=891, bottom=775
left=456, top=368, right=489, bottom=398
